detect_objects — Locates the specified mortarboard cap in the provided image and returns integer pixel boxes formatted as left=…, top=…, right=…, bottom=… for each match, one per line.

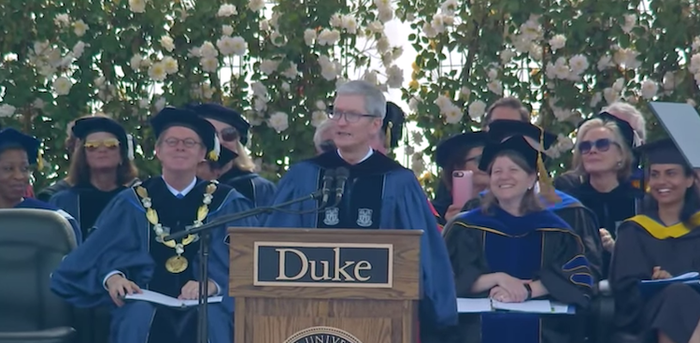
left=579, top=111, right=636, bottom=148
left=435, top=131, right=489, bottom=168
left=185, top=103, right=251, bottom=146
left=479, top=134, right=560, bottom=203
left=647, top=102, right=700, bottom=169
left=72, top=117, right=133, bottom=160
left=213, top=146, right=238, bottom=168
left=150, top=107, right=221, bottom=162
left=0, top=128, right=42, bottom=168
left=635, top=139, right=687, bottom=166
left=383, top=102, right=406, bottom=149
left=487, top=120, right=557, bottom=149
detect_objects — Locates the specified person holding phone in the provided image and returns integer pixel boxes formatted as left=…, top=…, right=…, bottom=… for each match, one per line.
left=434, top=131, right=490, bottom=222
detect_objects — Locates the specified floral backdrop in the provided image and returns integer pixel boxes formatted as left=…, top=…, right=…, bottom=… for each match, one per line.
left=1, top=0, right=700, bottom=193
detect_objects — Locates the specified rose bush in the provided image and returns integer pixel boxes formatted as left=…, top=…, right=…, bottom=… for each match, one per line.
left=0, top=0, right=405, bottom=189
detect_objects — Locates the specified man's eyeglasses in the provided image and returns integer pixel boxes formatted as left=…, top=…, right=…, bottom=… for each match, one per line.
left=84, top=139, right=120, bottom=151
left=163, top=137, right=200, bottom=148
left=326, top=108, right=377, bottom=123
left=218, top=127, right=239, bottom=142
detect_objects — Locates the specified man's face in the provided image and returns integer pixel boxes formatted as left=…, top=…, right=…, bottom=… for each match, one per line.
left=332, top=95, right=382, bottom=150
left=155, top=127, right=206, bottom=172
left=486, top=106, right=524, bottom=130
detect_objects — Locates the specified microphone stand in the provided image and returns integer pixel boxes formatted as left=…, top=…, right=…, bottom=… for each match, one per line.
left=163, top=189, right=324, bottom=343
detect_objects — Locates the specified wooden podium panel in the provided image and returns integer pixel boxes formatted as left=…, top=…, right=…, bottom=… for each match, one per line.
left=229, top=228, right=422, bottom=343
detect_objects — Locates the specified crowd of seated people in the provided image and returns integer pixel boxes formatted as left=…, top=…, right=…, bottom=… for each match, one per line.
left=2, top=87, right=700, bottom=343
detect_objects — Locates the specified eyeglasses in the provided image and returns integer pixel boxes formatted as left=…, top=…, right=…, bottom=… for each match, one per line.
left=578, top=138, right=617, bottom=154
left=218, top=127, right=239, bottom=142
left=326, top=108, right=378, bottom=123
left=84, top=139, right=120, bottom=151
left=163, top=137, right=201, bottom=148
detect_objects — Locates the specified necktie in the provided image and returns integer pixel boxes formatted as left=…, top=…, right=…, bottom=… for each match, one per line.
left=176, top=193, right=184, bottom=199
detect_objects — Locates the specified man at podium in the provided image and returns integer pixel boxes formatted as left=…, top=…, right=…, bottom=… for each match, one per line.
left=263, top=80, right=459, bottom=336
left=50, top=107, right=258, bottom=343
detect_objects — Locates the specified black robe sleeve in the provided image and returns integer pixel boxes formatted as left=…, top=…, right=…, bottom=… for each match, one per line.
left=553, top=206, right=605, bottom=283
left=444, top=224, right=488, bottom=298
left=538, top=230, right=594, bottom=308
left=609, top=221, right=653, bottom=333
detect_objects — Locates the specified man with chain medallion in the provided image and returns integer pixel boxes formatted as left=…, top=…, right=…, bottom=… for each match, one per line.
left=50, top=107, right=257, bottom=343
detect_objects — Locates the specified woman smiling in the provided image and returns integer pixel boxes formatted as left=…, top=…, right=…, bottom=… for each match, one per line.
left=444, top=133, right=593, bottom=343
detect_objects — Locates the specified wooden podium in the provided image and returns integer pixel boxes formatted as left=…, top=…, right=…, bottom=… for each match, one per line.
left=228, top=228, right=422, bottom=343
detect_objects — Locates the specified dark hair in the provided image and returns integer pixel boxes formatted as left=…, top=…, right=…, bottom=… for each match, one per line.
left=440, top=144, right=479, bottom=191
left=66, top=142, right=138, bottom=187
left=643, top=164, right=700, bottom=227
left=482, top=97, right=530, bottom=128
left=480, top=150, right=544, bottom=215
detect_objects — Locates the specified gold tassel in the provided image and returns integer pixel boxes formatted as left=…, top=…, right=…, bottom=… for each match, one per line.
left=37, top=149, right=44, bottom=170
left=385, top=122, right=393, bottom=148
left=535, top=127, right=560, bottom=204
left=208, top=150, right=219, bottom=161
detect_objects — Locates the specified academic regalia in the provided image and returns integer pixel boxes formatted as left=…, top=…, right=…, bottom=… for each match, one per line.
left=50, top=108, right=253, bottom=343
left=14, top=197, right=82, bottom=243
left=187, top=102, right=277, bottom=208
left=610, top=214, right=700, bottom=343
left=219, top=168, right=276, bottom=208
left=432, top=131, right=489, bottom=221
left=37, top=179, right=71, bottom=202
left=49, top=184, right=126, bottom=240
left=262, top=150, right=459, bottom=329
left=0, top=128, right=82, bottom=242
left=445, top=134, right=593, bottom=343
left=610, top=138, right=700, bottom=343
left=445, top=207, right=594, bottom=343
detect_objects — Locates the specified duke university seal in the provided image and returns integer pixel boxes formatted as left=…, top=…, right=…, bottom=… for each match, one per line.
left=282, top=326, right=362, bottom=343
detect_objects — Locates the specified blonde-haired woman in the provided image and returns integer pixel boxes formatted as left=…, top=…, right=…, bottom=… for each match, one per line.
left=445, top=133, right=593, bottom=343
left=187, top=103, right=276, bottom=207
left=554, top=112, right=642, bottom=277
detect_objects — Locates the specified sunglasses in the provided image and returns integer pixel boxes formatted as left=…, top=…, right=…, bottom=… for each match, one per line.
left=219, top=127, right=240, bottom=142
left=84, top=139, right=120, bottom=151
left=578, top=138, right=616, bottom=154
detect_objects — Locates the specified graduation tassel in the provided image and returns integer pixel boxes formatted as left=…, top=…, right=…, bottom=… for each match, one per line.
left=536, top=127, right=560, bottom=204
left=37, top=149, right=44, bottom=170
left=208, top=135, right=221, bottom=161
left=126, top=134, right=135, bottom=161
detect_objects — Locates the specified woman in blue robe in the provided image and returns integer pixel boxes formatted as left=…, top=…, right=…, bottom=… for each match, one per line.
left=445, top=134, right=593, bottom=343
left=50, top=116, right=139, bottom=240
left=50, top=107, right=257, bottom=343
left=0, top=127, right=81, bottom=241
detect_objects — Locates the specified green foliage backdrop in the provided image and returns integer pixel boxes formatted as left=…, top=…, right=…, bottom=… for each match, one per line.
left=2, top=0, right=700, bottom=193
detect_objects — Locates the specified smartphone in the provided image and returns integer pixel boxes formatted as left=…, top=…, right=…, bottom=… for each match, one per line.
left=452, top=170, right=474, bottom=208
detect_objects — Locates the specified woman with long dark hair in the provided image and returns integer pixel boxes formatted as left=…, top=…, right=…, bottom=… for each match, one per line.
left=50, top=116, right=138, bottom=240
left=611, top=138, right=700, bottom=343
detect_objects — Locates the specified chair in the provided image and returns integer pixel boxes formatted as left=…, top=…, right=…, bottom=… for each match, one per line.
left=0, top=209, right=78, bottom=343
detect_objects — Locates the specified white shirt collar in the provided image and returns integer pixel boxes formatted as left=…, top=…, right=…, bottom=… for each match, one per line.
left=163, top=177, right=197, bottom=197
left=337, top=148, right=373, bottom=164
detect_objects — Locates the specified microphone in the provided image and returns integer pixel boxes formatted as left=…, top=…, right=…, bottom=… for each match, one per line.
left=320, top=169, right=336, bottom=207
left=332, top=167, right=350, bottom=207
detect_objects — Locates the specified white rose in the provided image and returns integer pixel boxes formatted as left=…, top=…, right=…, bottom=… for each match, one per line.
left=468, top=100, right=487, bottom=119
left=199, top=57, right=218, bottom=73
left=311, top=111, right=328, bottom=127
left=129, top=0, right=147, bottom=13
left=548, top=34, right=566, bottom=52
left=268, top=112, right=289, bottom=132
left=386, top=65, right=403, bottom=89
left=162, top=56, right=178, bottom=74
left=303, top=29, right=316, bottom=46
left=199, top=41, right=218, bottom=58
left=0, top=104, right=16, bottom=117
left=160, top=35, right=175, bottom=52
left=640, top=79, right=658, bottom=100
left=53, top=76, right=73, bottom=96
left=247, top=0, right=265, bottom=12
left=148, top=62, right=167, bottom=81
left=72, top=20, right=89, bottom=37
left=444, top=105, right=463, bottom=124
left=217, top=4, right=237, bottom=17
left=222, top=25, right=234, bottom=36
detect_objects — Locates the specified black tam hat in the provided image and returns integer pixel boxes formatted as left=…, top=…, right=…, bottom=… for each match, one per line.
left=383, top=102, right=406, bottom=149
left=435, top=131, right=488, bottom=168
left=185, top=103, right=251, bottom=146
left=72, top=117, right=133, bottom=160
left=150, top=107, right=221, bottom=162
left=0, top=128, right=42, bottom=168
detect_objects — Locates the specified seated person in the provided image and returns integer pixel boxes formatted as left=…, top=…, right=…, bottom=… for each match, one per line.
left=454, top=120, right=604, bottom=282
left=0, top=127, right=80, bottom=241
left=611, top=139, right=700, bottom=343
left=50, top=107, right=258, bottom=343
left=444, top=134, right=594, bottom=343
